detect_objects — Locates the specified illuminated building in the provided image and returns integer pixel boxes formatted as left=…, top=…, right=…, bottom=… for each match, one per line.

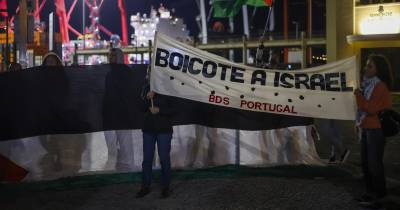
left=327, top=0, right=400, bottom=92
left=130, top=5, right=190, bottom=47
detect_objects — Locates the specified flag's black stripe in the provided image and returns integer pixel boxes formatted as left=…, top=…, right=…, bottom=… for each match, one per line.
left=0, top=65, right=312, bottom=141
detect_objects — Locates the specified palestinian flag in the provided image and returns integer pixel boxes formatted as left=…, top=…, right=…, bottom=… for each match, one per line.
left=213, top=0, right=273, bottom=18
left=246, top=0, right=273, bottom=7
left=0, top=64, right=311, bottom=141
left=0, top=64, right=316, bottom=181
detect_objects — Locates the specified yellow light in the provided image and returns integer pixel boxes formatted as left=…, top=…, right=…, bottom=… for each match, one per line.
left=359, top=14, right=400, bottom=35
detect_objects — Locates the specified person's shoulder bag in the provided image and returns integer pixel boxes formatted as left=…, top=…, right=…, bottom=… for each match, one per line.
left=379, top=109, right=400, bottom=137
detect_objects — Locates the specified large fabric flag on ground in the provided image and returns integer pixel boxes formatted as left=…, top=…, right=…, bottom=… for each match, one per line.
left=151, top=33, right=358, bottom=120
left=0, top=64, right=312, bottom=141
left=213, top=0, right=272, bottom=18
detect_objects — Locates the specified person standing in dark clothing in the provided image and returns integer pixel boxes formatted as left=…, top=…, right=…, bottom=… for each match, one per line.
left=103, top=48, right=135, bottom=171
left=136, top=89, right=174, bottom=199
left=355, top=54, right=393, bottom=207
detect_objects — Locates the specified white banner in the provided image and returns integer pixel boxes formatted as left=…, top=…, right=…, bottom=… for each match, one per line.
left=151, top=33, right=358, bottom=120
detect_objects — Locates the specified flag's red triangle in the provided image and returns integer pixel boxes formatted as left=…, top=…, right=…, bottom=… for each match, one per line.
left=0, top=153, right=28, bottom=182
left=264, top=0, right=273, bottom=6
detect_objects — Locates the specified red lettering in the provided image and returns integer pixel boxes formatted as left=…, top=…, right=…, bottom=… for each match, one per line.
left=239, top=99, right=297, bottom=114
left=223, top=97, right=230, bottom=105
left=276, top=105, right=283, bottom=112
left=291, top=106, right=297, bottom=114
left=269, top=104, right=276, bottom=111
left=215, top=96, right=223, bottom=103
left=247, top=101, right=255, bottom=109
left=262, top=103, right=268, bottom=111
left=240, top=100, right=247, bottom=107
left=210, top=95, right=230, bottom=105
left=209, top=95, right=215, bottom=102
left=255, top=102, right=262, bottom=110
left=283, top=105, right=290, bottom=113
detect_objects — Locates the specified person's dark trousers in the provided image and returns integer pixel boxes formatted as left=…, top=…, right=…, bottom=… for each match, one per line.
left=361, top=128, right=386, bottom=198
left=142, top=132, right=172, bottom=188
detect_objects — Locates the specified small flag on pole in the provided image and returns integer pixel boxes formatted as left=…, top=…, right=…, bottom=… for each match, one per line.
left=213, top=0, right=272, bottom=18
left=264, top=0, right=273, bottom=6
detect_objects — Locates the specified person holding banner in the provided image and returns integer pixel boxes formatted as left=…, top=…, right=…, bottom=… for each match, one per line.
left=136, top=82, right=174, bottom=199
left=354, top=54, right=393, bottom=207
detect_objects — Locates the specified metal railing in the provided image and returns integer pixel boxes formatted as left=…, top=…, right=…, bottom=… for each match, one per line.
left=76, top=32, right=326, bottom=68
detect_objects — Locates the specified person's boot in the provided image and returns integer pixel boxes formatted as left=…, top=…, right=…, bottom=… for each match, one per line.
left=161, top=186, right=171, bottom=198
left=135, top=186, right=150, bottom=198
left=340, top=149, right=351, bottom=163
left=328, top=155, right=336, bottom=163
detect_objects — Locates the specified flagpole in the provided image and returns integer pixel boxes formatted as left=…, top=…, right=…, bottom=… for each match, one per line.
left=149, top=31, right=159, bottom=108
left=242, top=5, right=249, bottom=38
left=199, top=0, right=207, bottom=44
left=256, top=2, right=274, bottom=67
left=229, top=16, right=234, bottom=61
left=259, top=2, right=274, bottom=43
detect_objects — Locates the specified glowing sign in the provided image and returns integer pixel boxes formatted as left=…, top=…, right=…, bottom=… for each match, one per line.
left=356, top=4, right=400, bottom=35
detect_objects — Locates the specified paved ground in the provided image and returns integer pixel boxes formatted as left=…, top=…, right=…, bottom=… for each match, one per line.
left=1, top=176, right=364, bottom=210
left=1, top=118, right=400, bottom=210
left=1, top=168, right=399, bottom=210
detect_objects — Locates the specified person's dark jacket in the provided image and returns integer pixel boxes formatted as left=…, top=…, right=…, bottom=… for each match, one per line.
left=142, top=93, right=174, bottom=133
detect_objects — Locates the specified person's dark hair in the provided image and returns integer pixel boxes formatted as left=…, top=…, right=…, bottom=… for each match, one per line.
left=109, top=48, right=124, bottom=64
left=368, top=54, right=393, bottom=89
left=9, top=62, right=22, bottom=71
left=42, top=52, right=63, bottom=67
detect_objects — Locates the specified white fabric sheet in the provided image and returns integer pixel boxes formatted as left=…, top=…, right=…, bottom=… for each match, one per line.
left=0, top=125, right=322, bottom=181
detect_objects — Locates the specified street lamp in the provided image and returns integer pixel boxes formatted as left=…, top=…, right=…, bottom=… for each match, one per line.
left=292, top=21, right=299, bottom=40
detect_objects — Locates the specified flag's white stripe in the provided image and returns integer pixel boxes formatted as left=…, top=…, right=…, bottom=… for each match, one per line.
left=0, top=125, right=321, bottom=181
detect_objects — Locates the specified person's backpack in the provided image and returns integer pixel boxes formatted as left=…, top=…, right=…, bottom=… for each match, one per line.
left=379, top=109, right=400, bottom=137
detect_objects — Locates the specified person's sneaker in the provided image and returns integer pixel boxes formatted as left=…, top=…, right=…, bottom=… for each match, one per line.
left=361, top=202, right=383, bottom=209
left=135, top=187, right=150, bottom=198
left=340, top=149, right=350, bottom=163
left=358, top=197, right=383, bottom=209
left=161, top=187, right=171, bottom=199
left=356, top=193, right=376, bottom=205
left=328, top=155, right=336, bottom=163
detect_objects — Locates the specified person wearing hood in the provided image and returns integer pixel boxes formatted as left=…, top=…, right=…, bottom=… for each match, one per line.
left=39, top=51, right=87, bottom=178
left=42, top=52, right=64, bottom=67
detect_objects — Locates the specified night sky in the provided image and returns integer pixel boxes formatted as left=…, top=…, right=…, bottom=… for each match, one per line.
left=7, top=0, right=325, bottom=40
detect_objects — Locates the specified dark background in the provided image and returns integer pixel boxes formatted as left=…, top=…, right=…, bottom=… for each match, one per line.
left=7, top=0, right=326, bottom=39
